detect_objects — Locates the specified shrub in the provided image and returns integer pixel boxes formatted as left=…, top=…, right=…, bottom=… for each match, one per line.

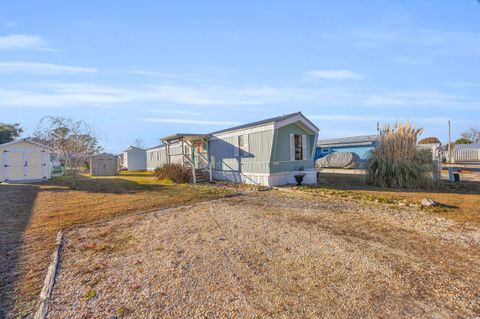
left=153, top=164, right=191, bottom=183
left=418, top=137, right=440, bottom=144
left=366, top=122, right=433, bottom=189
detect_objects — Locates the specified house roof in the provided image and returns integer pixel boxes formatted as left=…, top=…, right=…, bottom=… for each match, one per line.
left=455, top=143, right=480, bottom=150
left=155, top=112, right=319, bottom=146
left=145, top=144, right=165, bottom=151
left=317, top=135, right=379, bottom=147
left=122, top=145, right=146, bottom=152
left=0, top=138, right=50, bottom=149
left=161, top=133, right=211, bottom=143
left=209, top=112, right=319, bottom=135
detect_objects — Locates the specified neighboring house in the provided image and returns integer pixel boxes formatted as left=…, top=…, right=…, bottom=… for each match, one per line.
left=453, top=143, right=480, bottom=163
left=316, top=135, right=379, bottom=160
left=146, top=112, right=319, bottom=186
left=417, top=143, right=443, bottom=161
left=0, top=138, right=51, bottom=182
left=90, top=153, right=118, bottom=176
left=119, top=146, right=146, bottom=170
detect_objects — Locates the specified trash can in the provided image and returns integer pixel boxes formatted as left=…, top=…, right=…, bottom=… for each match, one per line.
left=453, top=172, right=460, bottom=182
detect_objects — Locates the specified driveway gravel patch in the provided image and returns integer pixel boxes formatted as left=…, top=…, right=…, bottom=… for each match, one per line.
left=48, top=191, right=480, bottom=318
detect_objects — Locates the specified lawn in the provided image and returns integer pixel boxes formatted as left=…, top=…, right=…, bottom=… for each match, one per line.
left=0, top=171, right=233, bottom=318
left=305, top=173, right=480, bottom=223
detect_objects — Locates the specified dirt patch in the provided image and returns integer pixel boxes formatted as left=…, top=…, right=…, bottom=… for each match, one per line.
left=48, top=191, right=480, bottom=318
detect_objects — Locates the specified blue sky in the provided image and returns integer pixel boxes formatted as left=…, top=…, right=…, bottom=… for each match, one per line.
left=1, top=0, right=479, bottom=153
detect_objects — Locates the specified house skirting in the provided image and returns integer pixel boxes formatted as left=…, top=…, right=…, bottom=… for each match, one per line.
left=212, top=169, right=317, bottom=187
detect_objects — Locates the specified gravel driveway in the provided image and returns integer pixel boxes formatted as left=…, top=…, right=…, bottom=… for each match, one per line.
left=48, top=190, right=480, bottom=318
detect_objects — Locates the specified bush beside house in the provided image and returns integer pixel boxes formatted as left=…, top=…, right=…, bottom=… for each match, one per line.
left=154, top=164, right=192, bottom=183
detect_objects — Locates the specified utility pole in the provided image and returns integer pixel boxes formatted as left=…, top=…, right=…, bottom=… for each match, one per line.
left=448, top=120, right=452, bottom=163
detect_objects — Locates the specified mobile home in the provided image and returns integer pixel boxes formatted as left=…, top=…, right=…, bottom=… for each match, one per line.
left=119, top=146, right=146, bottom=170
left=146, top=112, right=319, bottom=186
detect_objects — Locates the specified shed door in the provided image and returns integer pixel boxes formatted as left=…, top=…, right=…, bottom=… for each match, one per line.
left=4, top=150, right=47, bottom=181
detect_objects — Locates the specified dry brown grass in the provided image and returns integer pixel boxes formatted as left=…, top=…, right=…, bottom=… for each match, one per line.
left=0, top=171, right=233, bottom=318
left=308, top=173, right=480, bottom=223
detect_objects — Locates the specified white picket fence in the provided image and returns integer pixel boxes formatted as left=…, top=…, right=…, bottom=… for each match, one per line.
left=454, top=148, right=480, bottom=162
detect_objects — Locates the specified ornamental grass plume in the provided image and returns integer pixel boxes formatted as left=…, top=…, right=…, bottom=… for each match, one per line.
left=367, top=122, right=433, bottom=188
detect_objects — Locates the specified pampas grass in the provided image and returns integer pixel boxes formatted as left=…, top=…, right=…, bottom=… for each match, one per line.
left=367, top=122, right=433, bottom=188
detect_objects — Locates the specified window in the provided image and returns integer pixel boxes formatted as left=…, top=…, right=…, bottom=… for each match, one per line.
left=156, top=150, right=160, bottom=161
left=321, top=147, right=330, bottom=153
left=290, top=134, right=307, bottom=161
left=294, top=135, right=303, bottom=160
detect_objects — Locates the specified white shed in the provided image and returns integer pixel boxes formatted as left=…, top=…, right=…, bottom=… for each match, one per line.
left=0, top=138, right=51, bottom=182
left=119, top=146, right=146, bottom=171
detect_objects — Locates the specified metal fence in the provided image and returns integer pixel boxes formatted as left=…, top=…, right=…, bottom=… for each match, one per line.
left=454, top=148, right=480, bottom=162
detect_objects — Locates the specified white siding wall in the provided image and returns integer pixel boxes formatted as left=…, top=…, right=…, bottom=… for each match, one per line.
left=123, top=148, right=146, bottom=170
left=146, top=147, right=168, bottom=170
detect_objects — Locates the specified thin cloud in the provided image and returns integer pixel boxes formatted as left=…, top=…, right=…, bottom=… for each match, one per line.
left=0, top=34, right=49, bottom=50
left=306, top=69, right=364, bottom=80
left=445, top=81, right=480, bottom=88
left=362, top=91, right=480, bottom=110
left=391, top=57, right=432, bottom=65
left=308, top=115, right=382, bottom=122
left=1, top=81, right=479, bottom=112
left=141, top=118, right=240, bottom=126
left=309, top=114, right=455, bottom=125
left=350, top=29, right=480, bottom=56
left=128, top=70, right=178, bottom=77
left=0, top=61, right=98, bottom=75
left=149, top=109, right=201, bottom=116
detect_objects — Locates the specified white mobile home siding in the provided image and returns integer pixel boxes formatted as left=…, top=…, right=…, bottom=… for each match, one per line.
left=146, top=146, right=167, bottom=170
left=123, top=147, right=146, bottom=170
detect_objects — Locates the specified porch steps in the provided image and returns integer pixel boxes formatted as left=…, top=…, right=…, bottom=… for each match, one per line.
left=194, top=169, right=210, bottom=183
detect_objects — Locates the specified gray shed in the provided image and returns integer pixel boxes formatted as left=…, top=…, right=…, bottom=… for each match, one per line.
left=90, top=153, right=118, bottom=176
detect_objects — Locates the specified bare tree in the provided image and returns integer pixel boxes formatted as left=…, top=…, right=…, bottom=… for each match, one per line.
left=133, top=138, right=146, bottom=149
left=460, top=127, right=480, bottom=144
left=34, top=117, right=102, bottom=189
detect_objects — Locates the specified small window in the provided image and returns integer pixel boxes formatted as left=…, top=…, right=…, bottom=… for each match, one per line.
left=294, top=135, right=303, bottom=160
left=156, top=150, right=160, bottom=161
left=322, top=147, right=330, bottom=153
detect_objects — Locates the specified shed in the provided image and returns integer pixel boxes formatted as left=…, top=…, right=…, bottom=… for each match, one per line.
left=90, top=153, right=118, bottom=176
left=0, top=138, right=51, bottom=182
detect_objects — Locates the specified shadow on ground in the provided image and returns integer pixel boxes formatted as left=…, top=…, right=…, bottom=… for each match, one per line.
left=44, top=176, right=169, bottom=194
left=0, top=183, right=39, bottom=318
